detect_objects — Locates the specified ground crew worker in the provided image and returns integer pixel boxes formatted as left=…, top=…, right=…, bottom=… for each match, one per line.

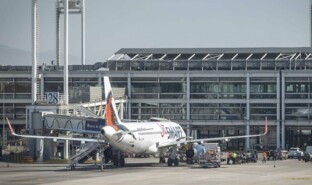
left=262, top=151, right=267, bottom=163
left=227, top=152, right=232, bottom=164
left=255, top=150, right=258, bottom=160
left=232, top=152, right=237, bottom=164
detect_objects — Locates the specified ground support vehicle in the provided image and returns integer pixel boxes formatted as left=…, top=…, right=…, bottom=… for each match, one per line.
left=302, top=146, right=312, bottom=162
left=288, top=148, right=304, bottom=159
left=243, top=150, right=258, bottom=163
left=197, top=143, right=222, bottom=168
left=276, top=149, right=288, bottom=160
left=267, top=149, right=288, bottom=161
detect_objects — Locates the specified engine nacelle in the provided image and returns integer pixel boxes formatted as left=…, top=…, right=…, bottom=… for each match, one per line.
left=185, top=144, right=206, bottom=159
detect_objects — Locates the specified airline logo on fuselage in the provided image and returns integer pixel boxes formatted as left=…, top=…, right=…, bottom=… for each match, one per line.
left=165, top=126, right=183, bottom=139
left=157, top=123, right=166, bottom=137
left=157, top=124, right=183, bottom=139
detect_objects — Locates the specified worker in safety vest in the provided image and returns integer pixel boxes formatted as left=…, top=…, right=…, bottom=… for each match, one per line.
left=231, top=152, right=237, bottom=164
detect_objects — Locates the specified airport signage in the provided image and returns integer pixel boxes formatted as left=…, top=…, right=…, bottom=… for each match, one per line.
left=85, top=119, right=105, bottom=131
left=46, top=92, right=59, bottom=104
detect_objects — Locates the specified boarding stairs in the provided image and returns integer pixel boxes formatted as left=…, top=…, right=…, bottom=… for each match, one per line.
left=69, top=142, right=108, bottom=169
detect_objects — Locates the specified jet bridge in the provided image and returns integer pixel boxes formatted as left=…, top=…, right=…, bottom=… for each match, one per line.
left=25, top=97, right=126, bottom=161
left=43, top=113, right=105, bottom=161
left=43, top=114, right=105, bottom=132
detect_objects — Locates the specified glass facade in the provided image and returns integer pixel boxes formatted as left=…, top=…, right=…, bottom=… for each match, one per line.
left=285, top=77, right=312, bottom=120
left=250, top=77, right=276, bottom=99
left=285, top=77, right=309, bottom=99
left=131, top=77, right=186, bottom=99
left=1, top=78, right=31, bottom=120
left=131, top=103, right=186, bottom=120
left=190, top=77, right=246, bottom=99
left=2, top=47, right=312, bottom=150
left=190, top=103, right=246, bottom=120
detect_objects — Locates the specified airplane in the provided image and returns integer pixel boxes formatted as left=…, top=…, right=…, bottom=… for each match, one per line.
left=6, top=76, right=268, bottom=167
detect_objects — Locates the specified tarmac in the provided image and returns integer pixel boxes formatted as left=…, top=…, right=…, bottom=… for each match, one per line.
left=0, top=157, right=311, bottom=185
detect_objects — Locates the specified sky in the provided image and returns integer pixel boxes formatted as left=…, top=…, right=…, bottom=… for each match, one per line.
left=0, top=0, right=310, bottom=65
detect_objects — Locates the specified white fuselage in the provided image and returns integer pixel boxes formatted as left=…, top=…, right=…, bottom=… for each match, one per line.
left=102, top=121, right=186, bottom=154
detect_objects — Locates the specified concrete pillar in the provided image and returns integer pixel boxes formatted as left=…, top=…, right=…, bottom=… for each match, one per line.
left=191, top=129, right=197, bottom=140
left=43, top=139, right=55, bottom=160
left=246, top=121, right=250, bottom=150
left=64, top=132, right=69, bottom=160
left=64, top=141, right=69, bottom=160
left=98, top=73, right=102, bottom=87
left=186, top=123, right=190, bottom=140
left=276, top=121, right=280, bottom=149
left=31, top=111, right=44, bottom=162
left=36, top=138, right=44, bottom=162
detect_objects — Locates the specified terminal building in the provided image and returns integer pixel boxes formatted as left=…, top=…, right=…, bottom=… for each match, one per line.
left=1, top=47, right=312, bottom=151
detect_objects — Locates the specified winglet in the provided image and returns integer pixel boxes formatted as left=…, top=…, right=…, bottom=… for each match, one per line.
left=264, top=116, right=268, bottom=135
left=6, top=117, right=16, bottom=136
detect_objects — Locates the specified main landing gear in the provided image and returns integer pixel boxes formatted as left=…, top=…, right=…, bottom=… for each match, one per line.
left=167, top=157, right=179, bottom=166
left=167, top=146, right=180, bottom=167
left=104, top=146, right=125, bottom=167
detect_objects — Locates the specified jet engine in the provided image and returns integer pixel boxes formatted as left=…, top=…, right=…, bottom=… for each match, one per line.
left=185, top=143, right=206, bottom=163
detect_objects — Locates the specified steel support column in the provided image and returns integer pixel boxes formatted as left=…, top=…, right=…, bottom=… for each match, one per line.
left=276, top=73, right=281, bottom=148
left=281, top=72, right=285, bottom=148
left=245, top=73, right=250, bottom=150
left=31, top=0, right=38, bottom=105
left=186, top=73, right=190, bottom=139
left=63, top=0, right=69, bottom=105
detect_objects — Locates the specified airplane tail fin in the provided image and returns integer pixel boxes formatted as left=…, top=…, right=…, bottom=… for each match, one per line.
left=104, top=76, right=122, bottom=127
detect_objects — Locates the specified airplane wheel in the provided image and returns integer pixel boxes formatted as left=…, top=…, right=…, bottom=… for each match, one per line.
left=105, top=158, right=110, bottom=163
left=159, top=157, right=166, bottom=163
left=167, top=158, right=173, bottom=166
left=174, top=158, right=179, bottom=166
left=120, top=158, right=125, bottom=167
left=113, top=156, right=118, bottom=166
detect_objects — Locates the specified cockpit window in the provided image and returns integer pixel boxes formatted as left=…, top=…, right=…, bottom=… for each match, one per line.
left=116, top=124, right=129, bottom=131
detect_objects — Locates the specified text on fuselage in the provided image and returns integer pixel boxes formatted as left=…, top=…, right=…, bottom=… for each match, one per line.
left=165, top=126, right=183, bottom=139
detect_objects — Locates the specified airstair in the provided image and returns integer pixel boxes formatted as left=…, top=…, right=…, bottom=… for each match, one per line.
left=69, top=142, right=100, bottom=169
left=69, top=142, right=108, bottom=169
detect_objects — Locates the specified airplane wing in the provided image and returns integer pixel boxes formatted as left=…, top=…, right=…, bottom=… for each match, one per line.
left=53, top=128, right=100, bottom=135
left=6, top=117, right=106, bottom=143
left=158, top=117, right=268, bottom=148
left=123, top=128, right=153, bottom=134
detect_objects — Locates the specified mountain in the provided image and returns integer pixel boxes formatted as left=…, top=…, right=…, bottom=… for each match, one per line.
left=0, top=45, right=82, bottom=66
left=0, top=45, right=31, bottom=65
